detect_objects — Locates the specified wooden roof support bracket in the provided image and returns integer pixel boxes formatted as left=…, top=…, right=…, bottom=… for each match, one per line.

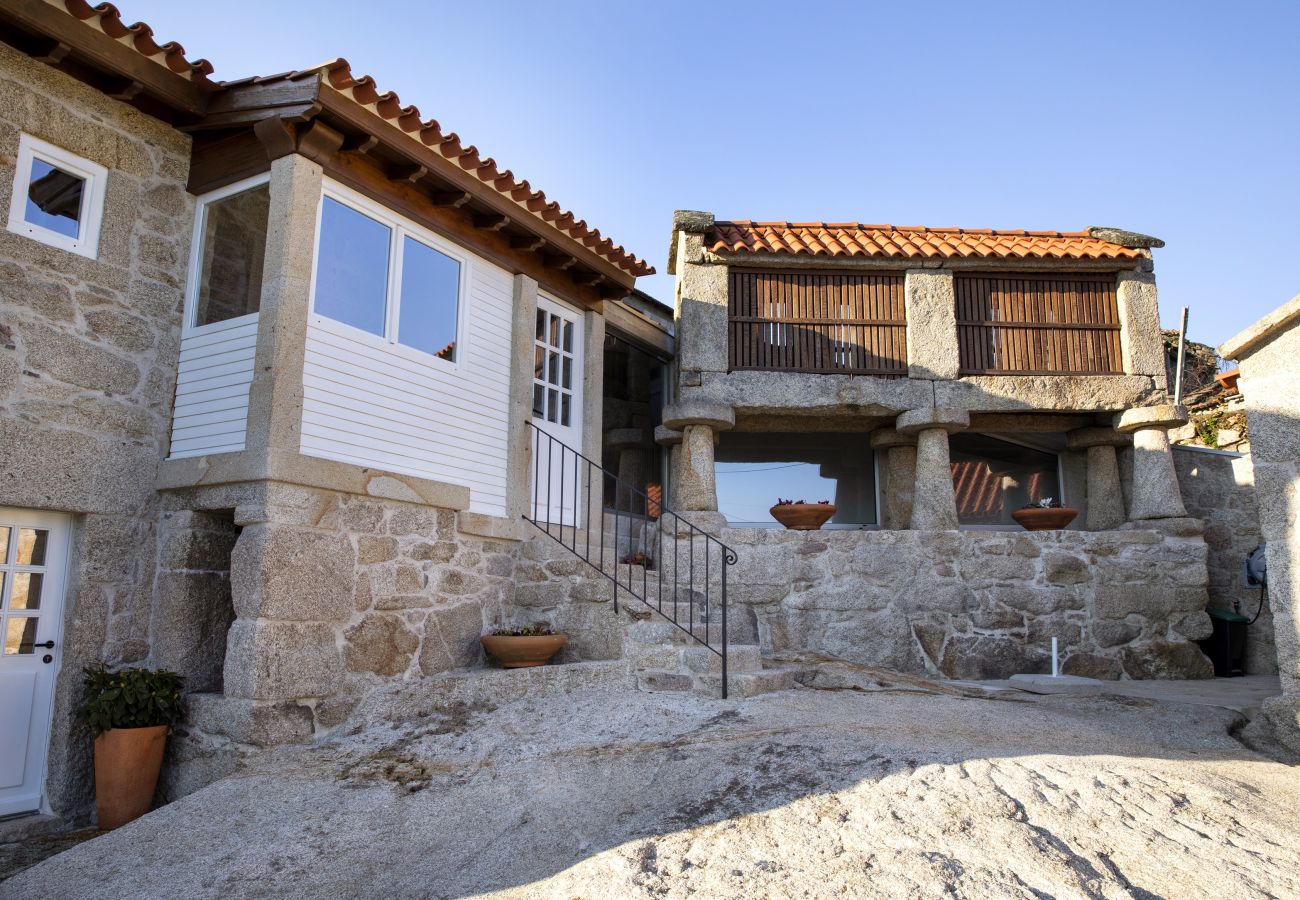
left=296, top=119, right=345, bottom=166
left=387, top=163, right=428, bottom=184
left=429, top=191, right=471, bottom=208
left=473, top=213, right=510, bottom=232
left=341, top=134, right=379, bottom=155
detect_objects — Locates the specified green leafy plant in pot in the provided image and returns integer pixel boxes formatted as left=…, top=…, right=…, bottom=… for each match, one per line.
left=76, top=665, right=184, bottom=829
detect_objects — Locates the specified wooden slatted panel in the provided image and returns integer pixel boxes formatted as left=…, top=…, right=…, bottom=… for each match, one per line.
left=727, top=270, right=907, bottom=375
left=955, top=273, right=1122, bottom=375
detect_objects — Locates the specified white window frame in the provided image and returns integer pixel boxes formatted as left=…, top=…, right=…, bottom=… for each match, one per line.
left=181, top=173, right=271, bottom=336
left=6, top=134, right=107, bottom=259
left=309, top=179, right=471, bottom=372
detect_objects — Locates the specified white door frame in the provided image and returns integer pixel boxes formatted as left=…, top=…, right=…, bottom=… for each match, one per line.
left=0, top=508, right=70, bottom=817
left=530, top=296, right=584, bottom=526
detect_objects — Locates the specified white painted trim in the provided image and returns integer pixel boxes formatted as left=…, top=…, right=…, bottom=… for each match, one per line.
left=1171, top=444, right=1245, bottom=459
left=310, top=178, right=472, bottom=373
left=181, top=173, right=271, bottom=335
left=5, top=134, right=107, bottom=259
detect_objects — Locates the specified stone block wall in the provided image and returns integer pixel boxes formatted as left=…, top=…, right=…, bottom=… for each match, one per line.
left=162, top=480, right=520, bottom=798
left=0, top=44, right=193, bottom=818
left=1174, top=446, right=1274, bottom=673
left=721, top=526, right=1212, bottom=681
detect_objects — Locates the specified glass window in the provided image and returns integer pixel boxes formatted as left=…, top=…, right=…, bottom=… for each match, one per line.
left=24, top=158, right=83, bottom=238
left=950, top=434, right=1062, bottom=527
left=715, top=432, right=877, bottom=526
left=4, top=617, right=37, bottom=656
left=15, top=528, right=47, bottom=566
left=314, top=197, right=391, bottom=336
left=194, top=184, right=270, bottom=327
left=7, top=134, right=107, bottom=258
left=397, top=236, right=460, bottom=360
left=0, top=526, right=9, bottom=562
left=10, top=573, right=42, bottom=610
left=532, top=307, right=577, bottom=427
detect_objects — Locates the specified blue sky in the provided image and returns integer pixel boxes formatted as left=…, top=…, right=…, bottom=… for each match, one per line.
left=129, top=0, right=1299, bottom=347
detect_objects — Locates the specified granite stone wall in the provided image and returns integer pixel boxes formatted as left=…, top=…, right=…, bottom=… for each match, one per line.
left=1173, top=446, right=1274, bottom=673
left=721, top=526, right=1213, bottom=681
left=161, top=480, right=520, bottom=799
left=0, top=44, right=193, bottom=818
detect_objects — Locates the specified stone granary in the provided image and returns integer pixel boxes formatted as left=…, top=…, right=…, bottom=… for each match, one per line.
left=0, top=0, right=1239, bottom=830
left=660, top=214, right=1217, bottom=679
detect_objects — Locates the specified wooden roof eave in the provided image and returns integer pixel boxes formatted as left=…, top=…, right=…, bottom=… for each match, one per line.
left=0, top=0, right=214, bottom=123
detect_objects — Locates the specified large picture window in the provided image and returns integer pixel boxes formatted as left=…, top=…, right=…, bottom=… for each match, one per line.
left=312, top=186, right=464, bottom=363
left=950, top=434, right=1062, bottom=527
left=715, top=432, right=877, bottom=526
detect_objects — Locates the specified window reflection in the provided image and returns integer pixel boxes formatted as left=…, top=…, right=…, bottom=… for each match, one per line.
left=194, top=184, right=269, bottom=327
left=397, top=236, right=459, bottom=360
left=25, top=158, right=83, bottom=238
left=950, top=434, right=1061, bottom=527
left=716, top=433, right=877, bottom=526
left=4, top=617, right=37, bottom=655
left=10, top=572, right=43, bottom=610
left=16, top=528, right=47, bottom=566
left=314, top=197, right=391, bottom=336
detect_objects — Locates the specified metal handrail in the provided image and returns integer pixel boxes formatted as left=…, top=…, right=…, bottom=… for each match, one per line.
left=523, top=420, right=737, bottom=698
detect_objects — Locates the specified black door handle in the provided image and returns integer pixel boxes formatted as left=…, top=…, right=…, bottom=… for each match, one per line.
left=19, top=640, right=55, bottom=650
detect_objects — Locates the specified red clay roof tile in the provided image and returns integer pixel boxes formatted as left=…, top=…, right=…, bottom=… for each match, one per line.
left=708, top=222, right=1145, bottom=262
left=49, top=3, right=652, bottom=278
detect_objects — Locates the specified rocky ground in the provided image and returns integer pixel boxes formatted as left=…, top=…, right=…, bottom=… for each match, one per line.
left=4, top=668, right=1299, bottom=899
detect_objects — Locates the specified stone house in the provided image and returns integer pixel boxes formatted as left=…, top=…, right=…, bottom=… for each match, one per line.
left=658, top=214, right=1218, bottom=680
left=0, top=0, right=1243, bottom=830
left=0, top=1, right=655, bottom=820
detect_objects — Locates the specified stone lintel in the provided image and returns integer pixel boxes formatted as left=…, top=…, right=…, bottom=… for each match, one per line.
left=661, top=400, right=735, bottom=432
left=869, top=427, right=918, bottom=450
left=896, top=407, right=970, bottom=435
left=1066, top=427, right=1131, bottom=450
left=1218, top=293, right=1300, bottom=361
left=156, top=447, right=470, bottom=510
left=654, top=425, right=684, bottom=446
left=1115, top=404, right=1189, bottom=434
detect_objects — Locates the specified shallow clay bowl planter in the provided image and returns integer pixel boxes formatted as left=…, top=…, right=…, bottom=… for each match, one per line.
left=94, top=724, right=168, bottom=830
left=481, top=633, right=567, bottom=668
left=1011, top=507, right=1078, bottom=531
left=770, top=503, right=837, bottom=531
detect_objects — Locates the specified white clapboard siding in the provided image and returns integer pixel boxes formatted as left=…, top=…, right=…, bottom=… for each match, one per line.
left=300, top=258, right=515, bottom=516
left=168, top=315, right=258, bottom=458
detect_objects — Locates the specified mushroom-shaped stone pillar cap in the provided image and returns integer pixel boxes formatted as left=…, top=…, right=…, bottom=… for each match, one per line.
left=661, top=401, right=735, bottom=431
left=896, top=407, right=970, bottom=435
left=1114, top=404, right=1189, bottom=434
left=1066, top=427, right=1131, bottom=450
left=869, top=427, right=918, bottom=449
left=654, top=425, right=684, bottom=447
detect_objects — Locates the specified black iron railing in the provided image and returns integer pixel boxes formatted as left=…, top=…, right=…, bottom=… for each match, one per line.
left=524, top=419, right=738, bottom=698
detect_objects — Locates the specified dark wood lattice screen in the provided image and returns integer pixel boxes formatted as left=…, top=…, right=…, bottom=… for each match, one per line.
left=955, top=273, right=1122, bottom=375
left=727, top=270, right=907, bottom=375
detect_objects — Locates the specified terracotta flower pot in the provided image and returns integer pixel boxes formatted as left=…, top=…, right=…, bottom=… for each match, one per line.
left=93, top=724, right=168, bottom=830
left=1011, top=507, right=1078, bottom=531
left=770, top=503, right=836, bottom=531
left=481, top=633, right=567, bottom=668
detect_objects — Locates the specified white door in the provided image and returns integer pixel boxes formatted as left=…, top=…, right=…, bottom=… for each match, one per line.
left=531, top=297, right=584, bottom=526
left=0, top=509, right=69, bottom=817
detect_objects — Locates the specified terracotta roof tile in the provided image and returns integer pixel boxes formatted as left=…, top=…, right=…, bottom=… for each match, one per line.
left=708, top=222, right=1145, bottom=262
left=293, top=58, right=653, bottom=277
left=63, top=0, right=214, bottom=82
left=48, top=3, right=652, bottom=279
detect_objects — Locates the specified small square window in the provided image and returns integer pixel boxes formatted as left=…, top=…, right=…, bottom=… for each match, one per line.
left=6, top=134, right=107, bottom=259
left=192, top=182, right=270, bottom=327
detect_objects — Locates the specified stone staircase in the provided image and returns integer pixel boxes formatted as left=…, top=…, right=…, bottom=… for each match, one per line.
left=519, top=527, right=795, bottom=699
